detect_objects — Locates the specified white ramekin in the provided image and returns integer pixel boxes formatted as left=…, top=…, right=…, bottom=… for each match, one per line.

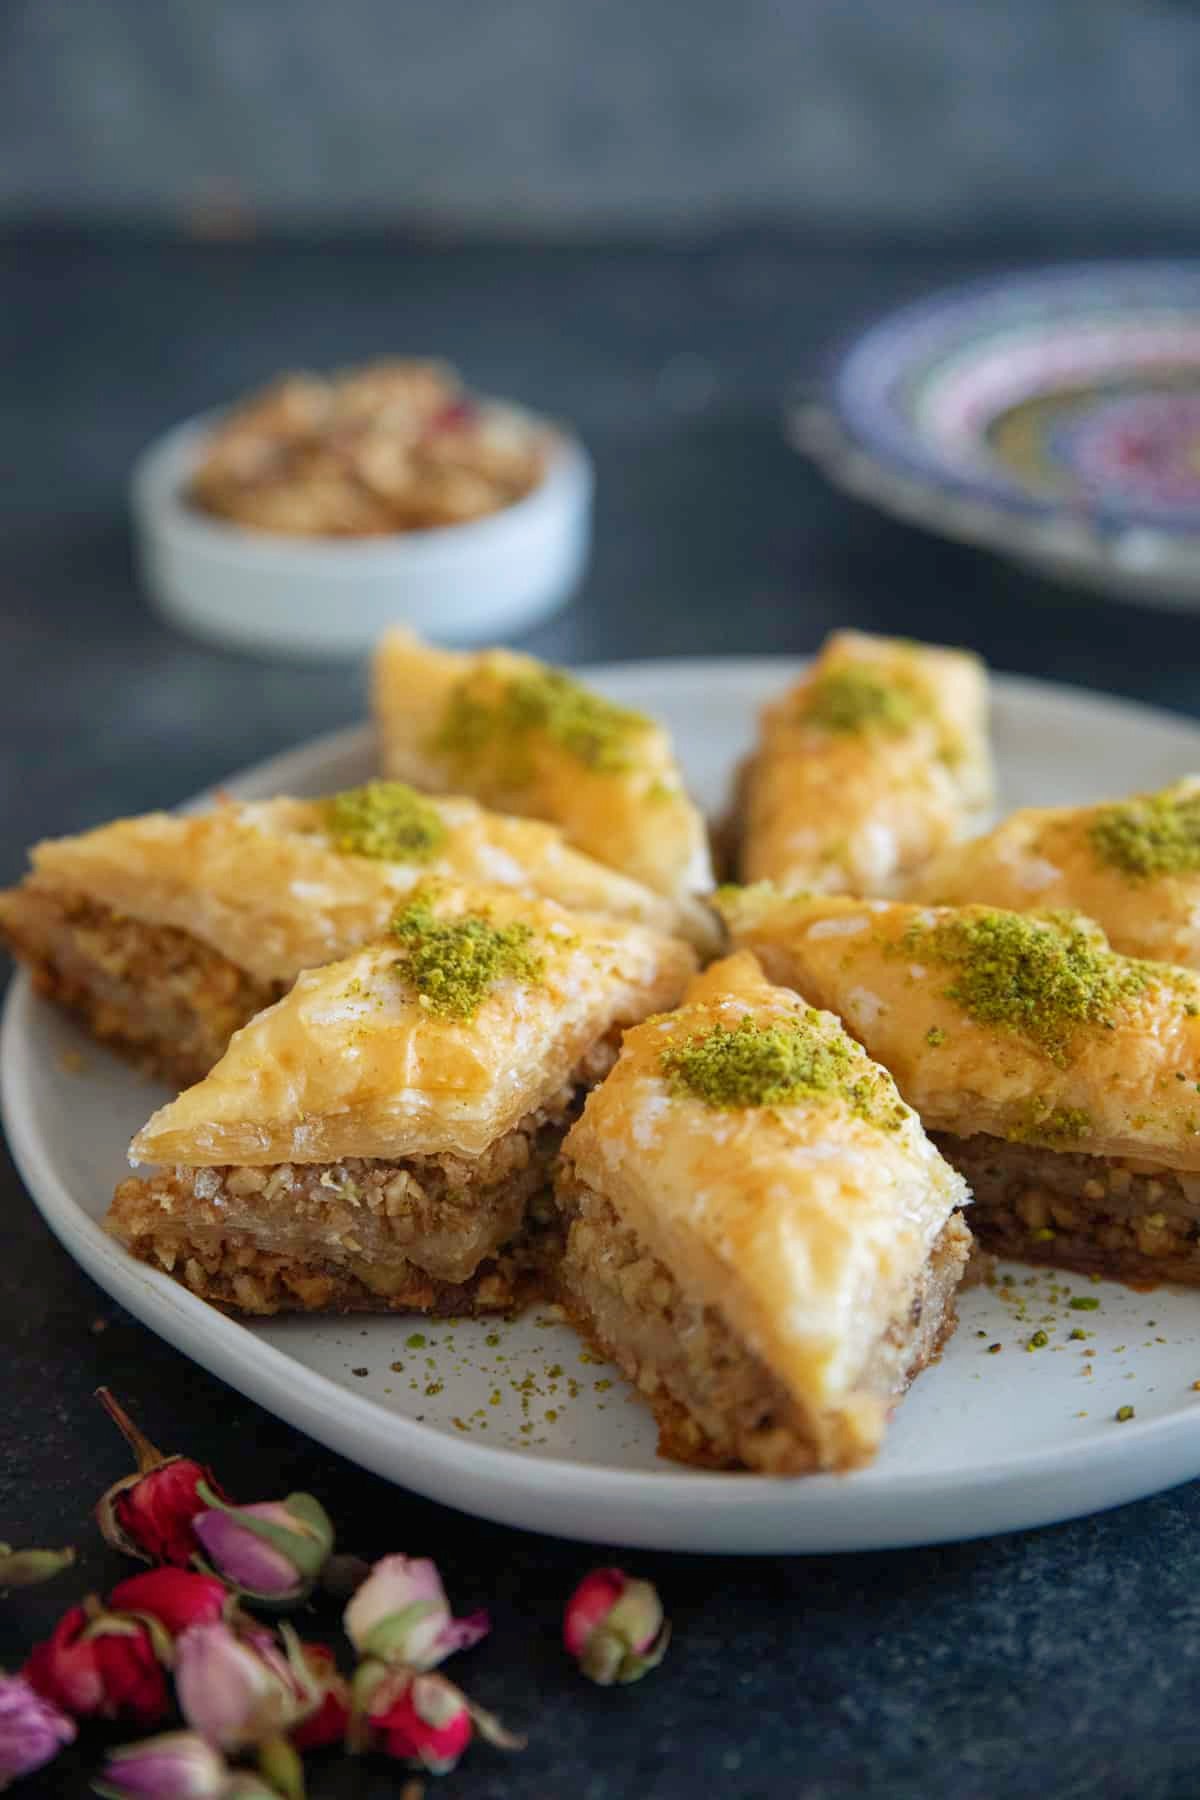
left=130, top=410, right=593, bottom=658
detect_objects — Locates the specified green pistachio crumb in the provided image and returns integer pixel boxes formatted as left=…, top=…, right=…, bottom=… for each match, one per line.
left=1115, top=1405, right=1135, bottom=1422
left=1069, top=1296, right=1100, bottom=1311
left=892, top=908, right=1152, bottom=1066
left=1031, top=1227, right=1057, bottom=1241
left=390, top=894, right=543, bottom=1018
left=322, top=780, right=447, bottom=862
left=1069, top=1327, right=1090, bottom=1340
left=405, top=1333, right=427, bottom=1348
left=797, top=666, right=924, bottom=735
left=925, top=1025, right=947, bottom=1047
left=1027, top=1330, right=1049, bottom=1350
left=1010, top=1103, right=1094, bottom=1146
left=660, top=1011, right=908, bottom=1129
left=1089, top=785, right=1200, bottom=879
left=432, top=664, right=649, bottom=776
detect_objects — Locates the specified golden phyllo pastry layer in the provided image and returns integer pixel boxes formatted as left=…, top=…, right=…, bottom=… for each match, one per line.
left=0, top=782, right=714, bottom=1086
left=719, top=886, right=1200, bottom=1282
left=734, top=630, right=992, bottom=896
left=372, top=629, right=713, bottom=901
left=908, top=776, right=1200, bottom=971
left=555, top=952, right=970, bottom=1473
left=107, top=884, right=695, bottom=1317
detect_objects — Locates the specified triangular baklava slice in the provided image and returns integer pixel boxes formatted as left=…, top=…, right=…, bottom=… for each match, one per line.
left=555, top=952, right=970, bottom=1473
left=372, top=628, right=713, bottom=900
left=107, top=885, right=695, bottom=1317
left=0, top=782, right=714, bottom=1086
left=908, top=776, right=1200, bottom=970
left=732, top=630, right=992, bottom=895
left=719, top=885, right=1200, bottom=1284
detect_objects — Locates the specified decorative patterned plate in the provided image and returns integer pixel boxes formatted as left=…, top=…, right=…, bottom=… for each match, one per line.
left=9, top=661, right=1200, bottom=1553
left=791, top=262, right=1200, bottom=605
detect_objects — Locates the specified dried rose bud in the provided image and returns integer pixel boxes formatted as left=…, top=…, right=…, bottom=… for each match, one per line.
left=290, top=1643, right=350, bottom=1752
left=23, top=1602, right=171, bottom=1726
left=92, top=1731, right=229, bottom=1799
left=192, top=1486, right=334, bottom=1606
left=366, top=1671, right=474, bottom=1775
left=0, top=1671, right=75, bottom=1789
left=343, top=1555, right=488, bottom=1670
left=174, top=1621, right=320, bottom=1752
left=563, top=1568, right=670, bottom=1686
left=109, top=1569, right=232, bottom=1638
left=0, top=1544, right=75, bottom=1590
left=95, top=1390, right=230, bottom=1567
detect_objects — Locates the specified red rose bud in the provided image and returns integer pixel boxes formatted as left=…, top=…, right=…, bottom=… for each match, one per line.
left=563, top=1567, right=670, bottom=1686
left=367, top=1672, right=474, bottom=1775
left=192, top=1485, right=334, bottom=1606
left=175, top=1621, right=321, bottom=1752
left=0, top=1543, right=75, bottom=1589
left=110, top=1569, right=232, bottom=1638
left=93, top=1731, right=229, bottom=1799
left=0, top=1672, right=75, bottom=1789
left=23, top=1601, right=171, bottom=1725
left=343, top=1554, right=489, bottom=1670
left=95, top=1389, right=229, bottom=1566
left=290, top=1644, right=350, bottom=1752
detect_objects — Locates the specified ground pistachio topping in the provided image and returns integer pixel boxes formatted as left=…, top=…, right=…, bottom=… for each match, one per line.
left=660, top=1011, right=908, bottom=1127
left=893, top=907, right=1156, bottom=1066
left=796, top=665, right=926, bottom=736
left=432, top=663, right=650, bottom=777
left=389, top=893, right=543, bottom=1018
left=1088, top=785, right=1200, bottom=880
left=322, top=780, right=447, bottom=862
left=1008, top=1101, right=1093, bottom=1145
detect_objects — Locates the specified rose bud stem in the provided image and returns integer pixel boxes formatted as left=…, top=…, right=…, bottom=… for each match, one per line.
left=563, top=1567, right=670, bottom=1686
left=94, top=1390, right=229, bottom=1567
left=0, top=1544, right=75, bottom=1589
left=258, top=1732, right=306, bottom=1800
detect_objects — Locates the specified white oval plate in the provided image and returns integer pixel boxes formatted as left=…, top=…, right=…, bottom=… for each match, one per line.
left=7, top=658, right=1200, bottom=1552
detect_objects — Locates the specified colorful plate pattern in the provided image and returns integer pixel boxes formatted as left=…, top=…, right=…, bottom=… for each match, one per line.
left=792, top=262, right=1200, bottom=603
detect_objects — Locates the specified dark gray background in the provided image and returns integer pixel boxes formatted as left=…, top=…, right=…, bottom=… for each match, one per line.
left=5, top=0, right=1200, bottom=236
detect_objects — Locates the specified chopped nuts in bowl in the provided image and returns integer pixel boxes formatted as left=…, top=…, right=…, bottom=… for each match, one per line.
left=189, top=360, right=549, bottom=538
left=130, top=360, right=592, bottom=657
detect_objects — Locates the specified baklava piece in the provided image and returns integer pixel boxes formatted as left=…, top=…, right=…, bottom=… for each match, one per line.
left=107, top=885, right=695, bottom=1318
left=0, top=781, right=713, bottom=1086
left=733, top=630, right=992, bottom=895
left=909, top=776, right=1200, bottom=970
left=372, top=629, right=714, bottom=901
left=720, top=886, right=1200, bottom=1284
left=555, top=953, right=970, bottom=1473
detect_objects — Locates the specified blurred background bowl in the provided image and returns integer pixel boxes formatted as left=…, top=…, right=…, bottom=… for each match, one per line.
left=131, top=409, right=593, bottom=659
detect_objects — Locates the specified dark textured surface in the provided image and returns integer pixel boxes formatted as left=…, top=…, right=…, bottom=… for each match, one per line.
left=5, top=0, right=1200, bottom=236
left=4, top=230, right=1200, bottom=1798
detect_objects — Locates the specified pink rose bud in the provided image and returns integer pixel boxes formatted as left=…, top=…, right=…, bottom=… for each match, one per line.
left=343, top=1555, right=488, bottom=1670
left=192, top=1486, right=334, bottom=1606
left=93, top=1731, right=229, bottom=1799
left=175, top=1622, right=320, bottom=1751
left=0, top=1544, right=75, bottom=1590
left=563, top=1567, right=670, bottom=1686
left=95, top=1390, right=230, bottom=1568
left=368, top=1672, right=474, bottom=1774
left=0, top=1672, right=75, bottom=1789
left=109, top=1569, right=231, bottom=1638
